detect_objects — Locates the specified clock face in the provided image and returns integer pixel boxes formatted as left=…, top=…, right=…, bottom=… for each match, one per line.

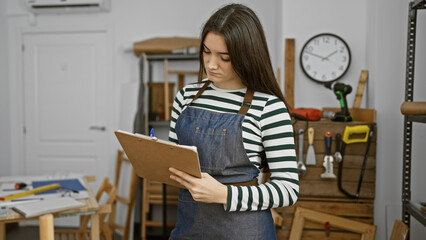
left=300, top=33, right=351, bottom=84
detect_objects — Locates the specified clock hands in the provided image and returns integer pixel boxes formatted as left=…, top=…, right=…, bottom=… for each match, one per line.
left=304, top=51, right=325, bottom=60
left=322, top=50, right=338, bottom=61
left=304, top=51, right=340, bottom=67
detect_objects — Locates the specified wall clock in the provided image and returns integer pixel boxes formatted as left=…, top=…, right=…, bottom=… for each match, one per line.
left=300, top=33, right=351, bottom=85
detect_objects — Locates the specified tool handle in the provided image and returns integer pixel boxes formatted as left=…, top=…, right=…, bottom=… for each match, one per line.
left=342, top=125, right=370, bottom=144
left=335, top=133, right=341, bottom=152
left=308, top=127, right=314, bottom=145
left=298, top=129, right=304, bottom=160
left=324, top=131, right=332, bottom=155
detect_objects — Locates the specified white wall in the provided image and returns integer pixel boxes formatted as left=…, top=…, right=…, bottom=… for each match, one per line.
left=282, top=0, right=369, bottom=109
left=0, top=0, right=11, bottom=176
left=373, top=0, right=426, bottom=239
left=1, top=0, right=425, bottom=239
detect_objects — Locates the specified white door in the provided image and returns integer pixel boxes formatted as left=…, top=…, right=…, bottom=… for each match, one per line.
left=22, top=30, right=112, bottom=186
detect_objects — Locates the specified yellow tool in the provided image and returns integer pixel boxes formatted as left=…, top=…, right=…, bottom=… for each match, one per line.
left=0, top=183, right=60, bottom=201
left=338, top=124, right=374, bottom=199
left=342, top=125, right=370, bottom=144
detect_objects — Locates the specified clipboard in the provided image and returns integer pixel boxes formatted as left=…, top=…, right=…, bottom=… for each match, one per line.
left=114, top=130, right=201, bottom=188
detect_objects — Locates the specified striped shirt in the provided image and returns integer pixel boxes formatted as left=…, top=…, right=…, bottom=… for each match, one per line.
left=169, top=80, right=299, bottom=212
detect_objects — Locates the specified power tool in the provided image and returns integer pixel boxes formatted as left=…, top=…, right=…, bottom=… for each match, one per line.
left=328, top=82, right=353, bottom=122
left=290, top=108, right=335, bottom=121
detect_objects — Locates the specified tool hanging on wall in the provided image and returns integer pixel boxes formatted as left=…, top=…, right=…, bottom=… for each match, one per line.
left=334, top=133, right=342, bottom=163
left=337, top=125, right=374, bottom=199
left=290, top=108, right=335, bottom=121
left=305, top=127, right=316, bottom=165
left=297, top=129, right=307, bottom=176
left=321, top=131, right=336, bottom=178
left=325, top=82, right=354, bottom=122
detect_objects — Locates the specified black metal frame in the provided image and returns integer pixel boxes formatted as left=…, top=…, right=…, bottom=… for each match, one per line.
left=401, top=0, right=426, bottom=232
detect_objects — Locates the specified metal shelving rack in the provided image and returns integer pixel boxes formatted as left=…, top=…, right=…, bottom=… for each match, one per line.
left=401, top=0, right=426, bottom=231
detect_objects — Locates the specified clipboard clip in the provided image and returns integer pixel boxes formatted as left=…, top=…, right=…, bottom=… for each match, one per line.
left=150, top=128, right=158, bottom=141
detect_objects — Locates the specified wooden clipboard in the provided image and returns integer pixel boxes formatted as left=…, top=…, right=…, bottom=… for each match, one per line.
left=114, top=130, right=201, bottom=188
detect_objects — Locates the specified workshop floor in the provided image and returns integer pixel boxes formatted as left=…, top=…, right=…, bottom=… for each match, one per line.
left=5, top=225, right=122, bottom=240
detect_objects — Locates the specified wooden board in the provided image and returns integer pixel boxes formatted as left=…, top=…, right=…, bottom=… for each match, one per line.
left=274, top=120, right=377, bottom=239
left=114, top=130, right=201, bottom=189
left=275, top=198, right=375, bottom=239
left=287, top=207, right=376, bottom=240
left=322, top=108, right=376, bottom=123
left=353, top=70, right=368, bottom=108
left=133, top=37, right=200, bottom=56
left=293, top=120, right=376, bottom=199
left=147, top=82, right=175, bottom=120
left=284, top=39, right=295, bottom=109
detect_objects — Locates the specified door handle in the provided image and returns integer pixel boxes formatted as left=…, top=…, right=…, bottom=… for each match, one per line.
left=89, top=126, right=106, bottom=131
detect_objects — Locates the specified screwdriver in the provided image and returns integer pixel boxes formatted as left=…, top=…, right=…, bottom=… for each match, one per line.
left=14, top=183, right=29, bottom=190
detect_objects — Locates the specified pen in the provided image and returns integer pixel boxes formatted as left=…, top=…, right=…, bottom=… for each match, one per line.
left=150, top=128, right=158, bottom=140
left=2, top=188, right=29, bottom=191
left=11, top=197, right=44, bottom=202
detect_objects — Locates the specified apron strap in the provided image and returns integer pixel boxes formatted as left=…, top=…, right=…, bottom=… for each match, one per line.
left=237, top=88, right=254, bottom=116
left=190, top=80, right=254, bottom=116
left=189, top=80, right=211, bottom=105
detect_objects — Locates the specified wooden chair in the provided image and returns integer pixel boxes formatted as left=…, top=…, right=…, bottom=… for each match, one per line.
left=55, top=177, right=118, bottom=240
left=390, top=220, right=409, bottom=240
left=141, top=179, right=179, bottom=240
left=109, top=150, right=138, bottom=240
left=39, top=214, right=54, bottom=240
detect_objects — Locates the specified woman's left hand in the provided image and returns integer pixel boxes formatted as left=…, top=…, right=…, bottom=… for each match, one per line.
left=169, top=167, right=228, bottom=205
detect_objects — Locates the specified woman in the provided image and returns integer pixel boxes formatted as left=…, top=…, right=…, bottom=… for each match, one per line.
left=168, top=3, right=298, bottom=239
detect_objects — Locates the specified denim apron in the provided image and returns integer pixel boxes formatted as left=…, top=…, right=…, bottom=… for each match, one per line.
left=170, top=81, right=277, bottom=240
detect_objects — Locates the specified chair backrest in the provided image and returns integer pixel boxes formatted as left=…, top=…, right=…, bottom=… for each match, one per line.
left=390, top=220, right=409, bottom=240
left=80, top=177, right=118, bottom=229
left=109, top=150, right=138, bottom=240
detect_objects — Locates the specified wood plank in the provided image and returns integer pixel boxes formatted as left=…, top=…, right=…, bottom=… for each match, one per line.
left=277, top=229, right=362, bottom=240
left=322, top=108, right=376, bottom=122
left=353, top=70, right=368, bottom=108
left=298, top=180, right=375, bottom=199
left=284, top=39, right=295, bottom=109
left=147, top=82, right=175, bottom=117
left=276, top=200, right=374, bottom=217
left=164, top=59, right=170, bottom=121
left=288, top=207, right=376, bottom=240
left=300, top=166, right=375, bottom=182
left=276, top=68, right=281, bottom=88
left=133, top=37, right=200, bottom=56
left=300, top=155, right=376, bottom=169
left=281, top=216, right=374, bottom=228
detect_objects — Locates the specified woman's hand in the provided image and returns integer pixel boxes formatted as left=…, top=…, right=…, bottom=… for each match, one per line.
left=169, top=167, right=228, bottom=205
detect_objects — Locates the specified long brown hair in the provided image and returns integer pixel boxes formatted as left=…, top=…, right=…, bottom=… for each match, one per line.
left=198, top=3, right=289, bottom=107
